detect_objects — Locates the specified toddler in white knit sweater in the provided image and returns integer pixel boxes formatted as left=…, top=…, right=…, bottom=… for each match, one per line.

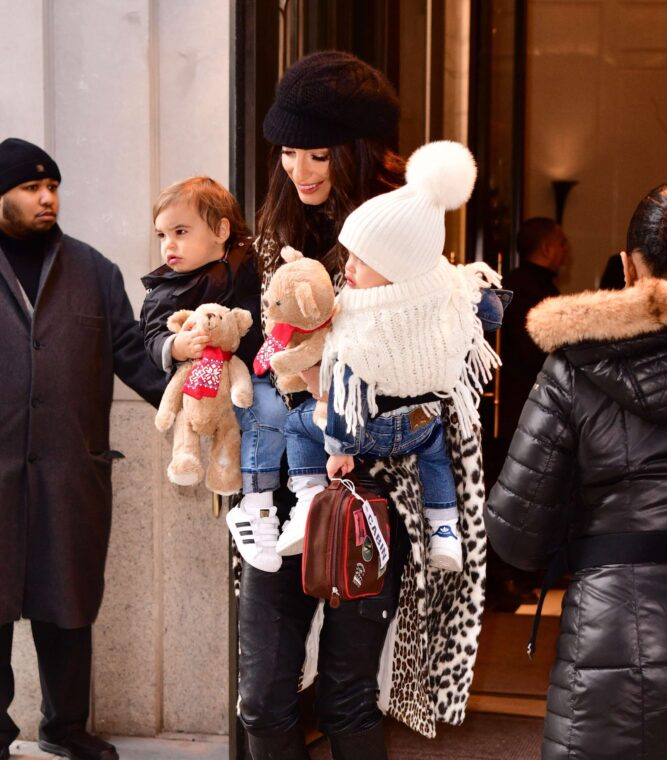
left=277, top=141, right=504, bottom=571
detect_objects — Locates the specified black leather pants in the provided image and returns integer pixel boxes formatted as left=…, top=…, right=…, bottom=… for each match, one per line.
left=238, top=506, right=408, bottom=745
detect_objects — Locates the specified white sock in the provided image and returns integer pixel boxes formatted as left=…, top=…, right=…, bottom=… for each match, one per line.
left=241, top=491, right=273, bottom=516
left=289, top=475, right=328, bottom=500
left=425, top=507, right=458, bottom=526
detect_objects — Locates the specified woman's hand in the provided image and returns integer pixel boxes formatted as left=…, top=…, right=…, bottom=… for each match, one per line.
left=327, top=454, right=354, bottom=480
left=300, top=364, right=323, bottom=399
left=172, top=328, right=209, bottom=362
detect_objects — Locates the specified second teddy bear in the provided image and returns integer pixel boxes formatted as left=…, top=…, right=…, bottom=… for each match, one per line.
left=253, top=246, right=335, bottom=423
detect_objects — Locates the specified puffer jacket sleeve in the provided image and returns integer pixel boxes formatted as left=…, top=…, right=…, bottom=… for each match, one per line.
left=485, top=351, right=577, bottom=571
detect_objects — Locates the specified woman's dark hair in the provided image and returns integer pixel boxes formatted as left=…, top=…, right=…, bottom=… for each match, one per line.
left=626, top=184, right=667, bottom=277
left=256, top=138, right=405, bottom=275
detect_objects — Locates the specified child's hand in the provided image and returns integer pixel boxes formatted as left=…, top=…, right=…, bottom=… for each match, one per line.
left=172, top=328, right=209, bottom=362
left=327, top=454, right=354, bottom=480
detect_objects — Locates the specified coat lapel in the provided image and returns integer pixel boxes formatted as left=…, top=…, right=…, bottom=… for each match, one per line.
left=36, top=233, right=62, bottom=306
left=0, top=247, right=32, bottom=324
left=0, top=227, right=63, bottom=324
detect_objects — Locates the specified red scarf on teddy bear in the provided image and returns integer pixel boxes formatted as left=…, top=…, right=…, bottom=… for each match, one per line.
left=253, top=320, right=331, bottom=376
left=183, top=347, right=233, bottom=400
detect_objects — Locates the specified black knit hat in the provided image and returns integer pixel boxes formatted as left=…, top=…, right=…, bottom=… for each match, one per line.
left=263, top=51, right=399, bottom=148
left=0, top=138, right=61, bottom=195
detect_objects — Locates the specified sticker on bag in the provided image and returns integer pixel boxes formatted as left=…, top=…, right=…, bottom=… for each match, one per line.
left=336, top=478, right=389, bottom=576
left=353, top=508, right=367, bottom=546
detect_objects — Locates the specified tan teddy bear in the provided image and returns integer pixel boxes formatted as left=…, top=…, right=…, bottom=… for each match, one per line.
left=253, top=247, right=335, bottom=423
left=155, top=303, right=254, bottom=495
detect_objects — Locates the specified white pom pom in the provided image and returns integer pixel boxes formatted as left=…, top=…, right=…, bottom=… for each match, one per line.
left=405, top=140, right=477, bottom=210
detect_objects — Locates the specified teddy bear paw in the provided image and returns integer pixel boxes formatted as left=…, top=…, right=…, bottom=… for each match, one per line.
left=167, top=455, right=204, bottom=487
left=205, top=468, right=242, bottom=496
left=276, top=373, right=307, bottom=393
left=232, top=390, right=253, bottom=409
left=268, top=352, right=287, bottom=372
left=155, top=409, right=176, bottom=432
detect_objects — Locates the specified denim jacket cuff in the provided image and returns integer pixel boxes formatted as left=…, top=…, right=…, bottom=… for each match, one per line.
left=324, top=433, right=360, bottom=457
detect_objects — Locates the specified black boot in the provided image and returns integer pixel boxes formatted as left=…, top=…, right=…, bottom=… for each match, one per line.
left=37, top=728, right=118, bottom=760
left=246, top=722, right=310, bottom=760
left=329, top=722, right=387, bottom=760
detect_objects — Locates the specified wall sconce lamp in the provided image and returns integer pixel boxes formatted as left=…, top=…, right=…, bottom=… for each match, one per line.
left=551, top=180, right=578, bottom=225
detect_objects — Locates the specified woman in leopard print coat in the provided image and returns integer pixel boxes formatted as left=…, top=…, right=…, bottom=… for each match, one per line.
left=237, top=51, right=488, bottom=760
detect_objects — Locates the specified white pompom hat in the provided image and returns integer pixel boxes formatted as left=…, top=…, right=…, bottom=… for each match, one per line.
left=338, top=140, right=477, bottom=283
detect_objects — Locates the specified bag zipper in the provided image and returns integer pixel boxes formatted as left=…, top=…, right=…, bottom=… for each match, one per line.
left=327, top=486, right=347, bottom=608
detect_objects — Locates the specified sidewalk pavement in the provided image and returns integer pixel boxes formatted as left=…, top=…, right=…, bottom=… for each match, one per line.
left=10, top=713, right=543, bottom=759
left=9, top=735, right=228, bottom=760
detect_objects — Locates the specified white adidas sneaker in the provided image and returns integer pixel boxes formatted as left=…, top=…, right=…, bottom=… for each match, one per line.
left=276, top=484, right=325, bottom=557
left=428, top=518, right=463, bottom=572
left=226, top=500, right=282, bottom=573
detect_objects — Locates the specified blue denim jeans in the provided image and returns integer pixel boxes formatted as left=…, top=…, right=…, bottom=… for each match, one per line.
left=285, top=398, right=456, bottom=509
left=234, top=374, right=288, bottom=493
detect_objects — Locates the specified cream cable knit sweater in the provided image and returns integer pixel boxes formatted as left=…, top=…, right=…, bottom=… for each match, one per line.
left=320, top=258, right=501, bottom=437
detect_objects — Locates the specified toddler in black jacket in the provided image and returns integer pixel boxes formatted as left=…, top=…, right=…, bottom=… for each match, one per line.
left=140, top=176, right=287, bottom=572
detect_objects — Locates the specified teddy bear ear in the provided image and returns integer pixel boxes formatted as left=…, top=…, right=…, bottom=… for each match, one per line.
left=232, top=308, right=254, bottom=336
left=280, top=246, right=304, bottom=264
left=295, top=282, right=320, bottom=320
left=166, top=309, right=194, bottom=333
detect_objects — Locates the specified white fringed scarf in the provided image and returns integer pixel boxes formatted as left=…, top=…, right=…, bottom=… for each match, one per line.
left=320, top=257, right=501, bottom=437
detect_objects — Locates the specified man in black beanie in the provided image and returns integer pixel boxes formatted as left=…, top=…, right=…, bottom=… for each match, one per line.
left=0, top=138, right=165, bottom=760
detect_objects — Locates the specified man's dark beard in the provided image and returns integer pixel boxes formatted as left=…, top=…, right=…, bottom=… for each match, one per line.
left=1, top=196, right=56, bottom=238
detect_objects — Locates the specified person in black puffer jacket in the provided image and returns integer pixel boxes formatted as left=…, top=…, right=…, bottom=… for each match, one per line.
left=485, top=183, right=667, bottom=760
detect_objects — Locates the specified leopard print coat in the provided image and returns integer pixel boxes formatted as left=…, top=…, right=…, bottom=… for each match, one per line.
left=247, top=239, right=487, bottom=737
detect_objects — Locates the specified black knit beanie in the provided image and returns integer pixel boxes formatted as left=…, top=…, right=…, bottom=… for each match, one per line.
left=0, top=138, right=61, bottom=195
left=263, top=51, right=399, bottom=148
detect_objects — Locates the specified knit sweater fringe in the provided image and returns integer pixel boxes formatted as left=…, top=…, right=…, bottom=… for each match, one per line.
left=320, top=258, right=501, bottom=437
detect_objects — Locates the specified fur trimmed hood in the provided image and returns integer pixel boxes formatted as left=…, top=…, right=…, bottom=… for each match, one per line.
left=527, top=277, right=667, bottom=352
left=527, top=278, right=667, bottom=423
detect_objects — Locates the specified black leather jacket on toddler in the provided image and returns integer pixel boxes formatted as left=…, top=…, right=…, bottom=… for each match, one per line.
left=140, top=234, right=263, bottom=373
